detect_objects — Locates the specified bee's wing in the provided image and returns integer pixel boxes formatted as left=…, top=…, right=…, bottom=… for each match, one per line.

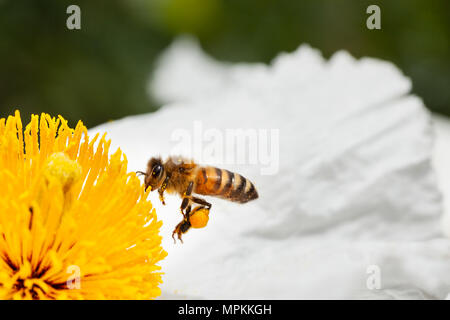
left=180, top=161, right=197, bottom=172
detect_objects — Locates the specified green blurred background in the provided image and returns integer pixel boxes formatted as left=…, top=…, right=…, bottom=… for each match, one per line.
left=0, top=0, right=448, bottom=128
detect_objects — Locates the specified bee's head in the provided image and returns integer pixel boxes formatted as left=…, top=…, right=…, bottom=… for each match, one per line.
left=143, top=157, right=166, bottom=191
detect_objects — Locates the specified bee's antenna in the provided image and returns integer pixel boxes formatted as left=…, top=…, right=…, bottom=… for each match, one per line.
left=136, top=171, right=147, bottom=177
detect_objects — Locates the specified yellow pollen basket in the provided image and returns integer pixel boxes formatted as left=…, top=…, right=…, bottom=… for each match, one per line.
left=189, top=208, right=209, bottom=229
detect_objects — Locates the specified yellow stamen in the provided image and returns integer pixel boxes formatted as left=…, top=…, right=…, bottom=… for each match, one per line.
left=43, top=152, right=82, bottom=192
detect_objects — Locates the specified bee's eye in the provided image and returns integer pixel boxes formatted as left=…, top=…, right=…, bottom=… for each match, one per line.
left=152, top=165, right=162, bottom=176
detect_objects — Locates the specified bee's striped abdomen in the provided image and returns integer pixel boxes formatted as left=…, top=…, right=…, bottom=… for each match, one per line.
left=195, top=167, right=258, bottom=203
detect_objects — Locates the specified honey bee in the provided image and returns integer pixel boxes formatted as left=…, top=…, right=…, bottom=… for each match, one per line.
left=139, top=156, right=258, bottom=243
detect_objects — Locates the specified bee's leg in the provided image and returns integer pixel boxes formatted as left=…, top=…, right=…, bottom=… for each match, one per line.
left=173, top=187, right=210, bottom=244
left=180, top=182, right=194, bottom=216
left=190, top=196, right=212, bottom=210
left=172, top=208, right=191, bottom=244
left=158, top=190, right=165, bottom=205
left=173, top=183, right=195, bottom=244
left=186, top=197, right=211, bottom=229
left=158, top=175, right=171, bottom=205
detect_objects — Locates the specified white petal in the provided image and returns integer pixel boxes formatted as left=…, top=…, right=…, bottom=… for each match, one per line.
left=90, top=38, right=449, bottom=300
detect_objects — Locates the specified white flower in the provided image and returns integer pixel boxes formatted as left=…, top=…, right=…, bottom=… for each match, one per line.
left=432, top=114, right=450, bottom=238
left=91, top=37, right=450, bottom=299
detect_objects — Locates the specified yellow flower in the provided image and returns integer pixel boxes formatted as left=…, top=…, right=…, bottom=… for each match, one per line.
left=0, top=111, right=167, bottom=299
